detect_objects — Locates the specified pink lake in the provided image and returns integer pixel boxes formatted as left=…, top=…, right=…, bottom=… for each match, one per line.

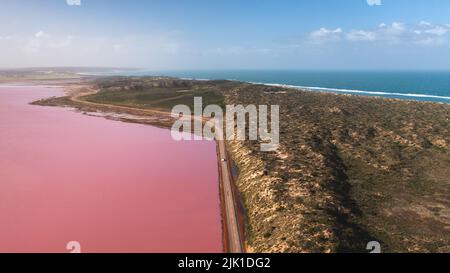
left=0, top=86, right=222, bottom=253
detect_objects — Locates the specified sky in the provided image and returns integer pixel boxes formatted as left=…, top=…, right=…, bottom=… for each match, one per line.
left=1, top=0, right=450, bottom=70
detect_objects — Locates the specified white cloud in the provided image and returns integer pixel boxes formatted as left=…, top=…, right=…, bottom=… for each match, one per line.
left=367, top=0, right=382, bottom=6
left=66, top=0, right=81, bottom=6
left=311, top=27, right=343, bottom=37
left=308, top=27, right=343, bottom=44
left=308, top=21, right=450, bottom=46
left=34, top=31, right=47, bottom=38
left=425, top=26, right=448, bottom=36
left=380, top=22, right=405, bottom=36
left=346, top=30, right=376, bottom=41
left=419, top=21, right=432, bottom=27
left=0, top=31, right=185, bottom=68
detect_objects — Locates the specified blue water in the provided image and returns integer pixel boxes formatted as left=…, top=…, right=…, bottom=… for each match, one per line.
left=92, top=70, right=450, bottom=103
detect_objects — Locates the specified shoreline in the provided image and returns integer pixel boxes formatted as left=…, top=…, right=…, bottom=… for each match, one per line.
left=0, top=85, right=222, bottom=252
left=30, top=82, right=247, bottom=253
left=78, top=72, right=450, bottom=104
left=250, top=82, right=450, bottom=103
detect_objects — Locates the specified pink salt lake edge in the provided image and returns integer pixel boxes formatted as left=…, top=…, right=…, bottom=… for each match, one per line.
left=0, top=86, right=222, bottom=253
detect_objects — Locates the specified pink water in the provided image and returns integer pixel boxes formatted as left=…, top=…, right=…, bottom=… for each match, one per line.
left=0, top=86, right=222, bottom=253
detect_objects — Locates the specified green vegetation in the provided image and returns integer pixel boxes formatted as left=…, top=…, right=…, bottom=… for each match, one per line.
left=84, top=76, right=238, bottom=111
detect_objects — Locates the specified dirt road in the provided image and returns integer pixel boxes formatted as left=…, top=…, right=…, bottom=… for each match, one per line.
left=217, top=137, right=245, bottom=253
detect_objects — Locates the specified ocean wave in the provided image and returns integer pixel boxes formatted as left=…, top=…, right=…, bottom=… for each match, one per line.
left=73, top=72, right=450, bottom=102
left=248, top=81, right=450, bottom=101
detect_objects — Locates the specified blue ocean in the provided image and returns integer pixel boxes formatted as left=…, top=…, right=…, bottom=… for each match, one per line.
left=97, top=70, right=450, bottom=103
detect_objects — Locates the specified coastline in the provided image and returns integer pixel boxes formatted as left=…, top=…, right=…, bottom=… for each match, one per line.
left=84, top=71, right=450, bottom=104
left=250, top=82, right=450, bottom=102
left=31, top=81, right=247, bottom=253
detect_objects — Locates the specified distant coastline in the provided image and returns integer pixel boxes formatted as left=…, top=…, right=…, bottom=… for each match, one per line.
left=79, top=70, right=450, bottom=104
left=250, top=82, right=450, bottom=102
